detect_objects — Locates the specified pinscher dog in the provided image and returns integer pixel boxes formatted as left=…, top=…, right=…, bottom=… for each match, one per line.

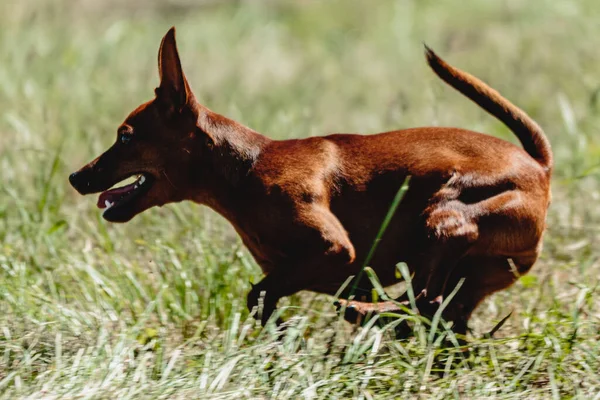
left=69, top=27, right=552, bottom=337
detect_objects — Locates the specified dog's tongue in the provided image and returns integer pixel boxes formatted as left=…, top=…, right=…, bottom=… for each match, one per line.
left=97, top=183, right=136, bottom=208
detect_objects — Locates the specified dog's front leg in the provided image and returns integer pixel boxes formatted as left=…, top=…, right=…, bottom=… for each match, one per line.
left=247, top=203, right=356, bottom=326
left=246, top=255, right=350, bottom=326
left=246, top=268, right=297, bottom=326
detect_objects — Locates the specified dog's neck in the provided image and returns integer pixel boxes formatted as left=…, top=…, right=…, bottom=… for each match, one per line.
left=198, top=108, right=269, bottom=166
left=190, top=106, right=271, bottom=221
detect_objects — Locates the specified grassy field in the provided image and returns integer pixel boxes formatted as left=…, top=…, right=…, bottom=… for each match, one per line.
left=2, top=0, right=600, bottom=398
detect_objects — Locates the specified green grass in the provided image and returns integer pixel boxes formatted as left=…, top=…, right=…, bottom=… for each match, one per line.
left=1, top=0, right=600, bottom=398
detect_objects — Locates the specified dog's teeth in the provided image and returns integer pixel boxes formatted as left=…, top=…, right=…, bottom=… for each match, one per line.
left=140, top=175, right=146, bottom=184
left=104, top=200, right=112, bottom=209
left=134, top=185, right=138, bottom=189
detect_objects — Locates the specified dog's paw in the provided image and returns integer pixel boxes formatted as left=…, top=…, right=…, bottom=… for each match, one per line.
left=335, top=299, right=377, bottom=324
left=426, top=208, right=478, bottom=242
left=335, top=299, right=405, bottom=325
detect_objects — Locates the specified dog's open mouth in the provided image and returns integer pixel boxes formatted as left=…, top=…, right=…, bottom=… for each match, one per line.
left=97, top=174, right=154, bottom=218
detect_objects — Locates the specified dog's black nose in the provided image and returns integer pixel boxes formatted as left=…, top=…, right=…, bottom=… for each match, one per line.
left=69, top=171, right=88, bottom=193
left=69, top=172, right=79, bottom=187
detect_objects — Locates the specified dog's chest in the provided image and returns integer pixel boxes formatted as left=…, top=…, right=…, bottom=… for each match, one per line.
left=236, top=228, right=287, bottom=274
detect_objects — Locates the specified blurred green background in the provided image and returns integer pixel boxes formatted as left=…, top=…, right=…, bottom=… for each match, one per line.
left=1, top=0, right=600, bottom=398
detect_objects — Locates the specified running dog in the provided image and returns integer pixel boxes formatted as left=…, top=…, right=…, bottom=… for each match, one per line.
left=69, top=27, right=552, bottom=336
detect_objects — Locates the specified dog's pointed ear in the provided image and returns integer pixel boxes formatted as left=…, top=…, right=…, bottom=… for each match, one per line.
left=157, top=27, right=195, bottom=110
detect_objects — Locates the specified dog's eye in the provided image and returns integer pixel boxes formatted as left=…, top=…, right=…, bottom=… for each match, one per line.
left=120, top=134, right=132, bottom=144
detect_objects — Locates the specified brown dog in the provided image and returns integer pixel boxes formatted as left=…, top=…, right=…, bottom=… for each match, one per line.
left=69, top=27, right=552, bottom=335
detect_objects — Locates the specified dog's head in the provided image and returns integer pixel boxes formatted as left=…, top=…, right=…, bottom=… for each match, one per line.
left=69, top=27, right=212, bottom=222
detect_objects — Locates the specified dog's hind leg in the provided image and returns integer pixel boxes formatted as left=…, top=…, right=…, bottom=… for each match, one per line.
left=418, top=205, right=478, bottom=303
left=409, top=178, right=479, bottom=305
left=414, top=176, right=541, bottom=306
left=439, top=255, right=534, bottom=337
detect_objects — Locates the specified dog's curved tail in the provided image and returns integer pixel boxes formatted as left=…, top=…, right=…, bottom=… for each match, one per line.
left=424, top=46, right=552, bottom=176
